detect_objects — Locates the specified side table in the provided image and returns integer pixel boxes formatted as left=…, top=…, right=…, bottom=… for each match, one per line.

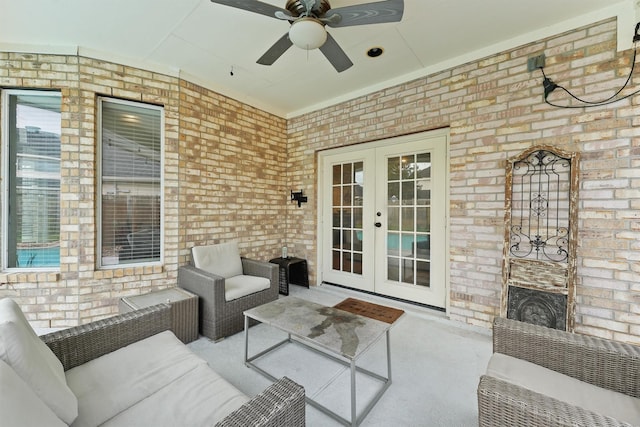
left=269, top=257, right=309, bottom=296
left=119, top=287, right=199, bottom=343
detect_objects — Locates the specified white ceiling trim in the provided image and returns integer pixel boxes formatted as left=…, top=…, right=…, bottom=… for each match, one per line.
left=0, top=42, right=78, bottom=56
left=286, top=0, right=634, bottom=118
left=178, top=69, right=280, bottom=113
left=0, top=0, right=634, bottom=120
left=78, top=47, right=182, bottom=81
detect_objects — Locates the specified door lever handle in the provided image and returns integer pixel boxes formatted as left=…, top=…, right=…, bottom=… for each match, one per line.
left=374, top=222, right=382, bottom=228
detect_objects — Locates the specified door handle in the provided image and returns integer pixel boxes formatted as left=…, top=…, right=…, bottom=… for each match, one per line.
left=374, top=222, right=382, bottom=228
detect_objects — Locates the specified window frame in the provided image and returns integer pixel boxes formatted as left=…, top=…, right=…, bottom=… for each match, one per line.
left=97, top=96, right=164, bottom=269
left=1, top=89, right=62, bottom=272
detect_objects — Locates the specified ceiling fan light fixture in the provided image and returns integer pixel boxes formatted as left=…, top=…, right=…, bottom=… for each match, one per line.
left=289, top=17, right=327, bottom=50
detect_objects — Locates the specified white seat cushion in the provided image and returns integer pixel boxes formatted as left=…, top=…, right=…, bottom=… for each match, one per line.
left=101, top=363, right=249, bottom=427
left=0, top=298, right=78, bottom=424
left=487, top=352, right=640, bottom=425
left=66, top=330, right=207, bottom=427
left=0, top=358, right=67, bottom=427
left=225, top=274, right=271, bottom=301
left=192, top=242, right=243, bottom=279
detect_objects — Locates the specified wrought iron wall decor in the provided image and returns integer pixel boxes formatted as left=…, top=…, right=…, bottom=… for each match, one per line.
left=509, top=149, right=571, bottom=263
left=501, top=146, right=579, bottom=332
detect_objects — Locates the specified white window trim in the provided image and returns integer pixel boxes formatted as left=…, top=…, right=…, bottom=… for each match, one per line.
left=97, top=96, right=165, bottom=269
left=1, top=89, right=62, bottom=272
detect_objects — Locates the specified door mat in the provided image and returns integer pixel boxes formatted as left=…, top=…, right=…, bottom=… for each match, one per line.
left=334, top=298, right=404, bottom=324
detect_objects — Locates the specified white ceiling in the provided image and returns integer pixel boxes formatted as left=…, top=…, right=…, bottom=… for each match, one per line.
left=0, top=0, right=635, bottom=118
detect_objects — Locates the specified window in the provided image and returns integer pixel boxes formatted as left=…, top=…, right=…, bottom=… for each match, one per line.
left=98, top=98, right=163, bottom=267
left=1, top=90, right=61, bottom=269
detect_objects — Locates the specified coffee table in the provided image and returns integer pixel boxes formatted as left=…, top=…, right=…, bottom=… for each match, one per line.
left=243, top=296, right=402, bottom=426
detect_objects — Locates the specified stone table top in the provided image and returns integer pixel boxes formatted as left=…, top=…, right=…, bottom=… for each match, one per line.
left=244, top=296, right=395, bottom=359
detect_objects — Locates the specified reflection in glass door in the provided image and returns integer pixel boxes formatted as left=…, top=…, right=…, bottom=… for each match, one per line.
left=322, top=149, right=375, bottom=292
left=375, top=134, right=446, bottom=307
left=386, top=153, right=431, bottom=287
left=321, top=130, right=448, bottom=307
left=331, top=161, right=364, bottom=276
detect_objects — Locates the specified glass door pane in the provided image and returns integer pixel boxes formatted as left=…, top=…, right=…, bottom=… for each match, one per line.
left=331, top=161, right=364, bottom=275
left=386, top=152, right=431, bottom=287
left=323, top=129, right=447, bottom=307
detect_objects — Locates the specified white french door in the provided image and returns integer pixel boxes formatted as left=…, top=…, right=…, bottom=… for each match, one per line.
left=320, top=130, right=448, bottom=308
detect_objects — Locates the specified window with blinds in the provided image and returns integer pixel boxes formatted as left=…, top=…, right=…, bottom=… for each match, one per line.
left=2, top=90, right=61, bottom=269
left=98, top=98, right=163, bottom=267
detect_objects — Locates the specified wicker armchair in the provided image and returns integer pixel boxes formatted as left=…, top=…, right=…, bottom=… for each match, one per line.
left=478, top=317, right=640, bottom=427
left=178, top=242, right=279, bottom=341
left=41, top=304, right=305, bottom=427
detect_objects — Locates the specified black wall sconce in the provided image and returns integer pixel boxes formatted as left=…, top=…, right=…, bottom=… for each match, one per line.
left=291, top=190, right=307, bottom=207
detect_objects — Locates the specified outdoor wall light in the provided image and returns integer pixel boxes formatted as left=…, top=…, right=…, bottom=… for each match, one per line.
left=291, top=190, right=308, bottom=207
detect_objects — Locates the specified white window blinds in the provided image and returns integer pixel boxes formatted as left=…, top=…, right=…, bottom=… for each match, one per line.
left=99, top=98, right=162, bottom=266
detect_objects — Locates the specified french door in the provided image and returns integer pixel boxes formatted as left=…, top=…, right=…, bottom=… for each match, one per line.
left=320, top=131, right=448, bottom=308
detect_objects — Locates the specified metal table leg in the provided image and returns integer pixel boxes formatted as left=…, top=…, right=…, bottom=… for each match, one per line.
left=351, top=358, right=357, bottom=426
left=244, top=314, right=249, bottom=363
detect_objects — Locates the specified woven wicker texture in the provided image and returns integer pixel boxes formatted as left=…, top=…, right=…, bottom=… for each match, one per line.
left=478, top=317, right=640, bottom=427
left=178, top=257, right=279, bottom=341
left=40, top=304, right=305, bottom=426
left=478, top=375, right=633, bottom=427
left=493, top=317, right=640, bottom=397
left=215, top=377, right=305, bottom=427
left=41, top=304, right=171, bottom=371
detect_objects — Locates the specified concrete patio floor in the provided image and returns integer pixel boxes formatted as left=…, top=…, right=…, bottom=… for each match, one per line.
left=188, top=283, right=493, bottom=426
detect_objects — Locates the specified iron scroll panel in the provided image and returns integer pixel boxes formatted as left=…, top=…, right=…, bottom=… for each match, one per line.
left=509, top=149, right=572, bottom=263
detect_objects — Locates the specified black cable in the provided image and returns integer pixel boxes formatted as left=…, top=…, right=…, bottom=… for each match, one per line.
left=541, top=46, right=640, bottom=108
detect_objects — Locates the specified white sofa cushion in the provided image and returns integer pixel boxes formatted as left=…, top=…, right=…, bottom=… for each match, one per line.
left=101, top=363, right=249, bottom=427
left=225, top=274, right=271, bottom=301
left=487, top=352, right=640, bottom=425
left=0, top=358, right=67, bottom=427
left=66, top=330, right=207, bottom=427
left=192, top=242, right=243, bottom=279
left=0, top=298, right=78, bottom=424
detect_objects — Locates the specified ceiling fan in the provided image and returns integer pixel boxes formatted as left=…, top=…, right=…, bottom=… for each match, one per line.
left=209, top=0, right=404, bottom=72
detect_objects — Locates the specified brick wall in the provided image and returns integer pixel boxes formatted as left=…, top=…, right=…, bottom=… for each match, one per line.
left=288, top=18, right=640, bottom=343
left=0, top=17, right=638, bottom=343
left=0, top=54, right=287, bottom=327
left=177, top=80, right=288, bottom=263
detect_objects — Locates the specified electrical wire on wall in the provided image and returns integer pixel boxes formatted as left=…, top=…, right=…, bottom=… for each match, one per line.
left=537, top=22, right=640, bottom=109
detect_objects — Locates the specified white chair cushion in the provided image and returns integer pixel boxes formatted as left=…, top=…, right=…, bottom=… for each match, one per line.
left=101, top=363, right=249, bottom=427
left=0, top=298, right=78, bottom=425
left=66, top=330, right=206, bottom=427
left=487, top=352, right=640, bottom=425
left=225, top=275, right=271, bottom=301
left=192, top=242, right=243, bottom=279
left=0, top=358, right=67, bottom=427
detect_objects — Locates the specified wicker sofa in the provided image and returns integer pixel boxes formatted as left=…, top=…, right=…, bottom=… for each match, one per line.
left=0, top=298, right=305, bottom=427
left=478, top=317, right=640, bottom=427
